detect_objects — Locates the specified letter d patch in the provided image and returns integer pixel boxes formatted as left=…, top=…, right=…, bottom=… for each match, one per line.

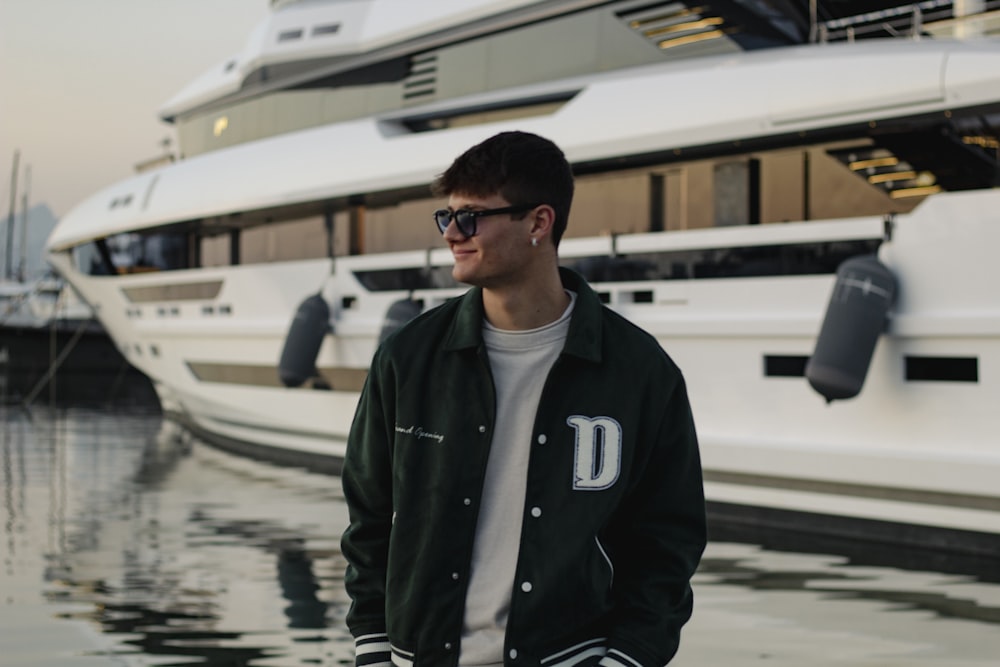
left=567, top=415, right=622, bottom=491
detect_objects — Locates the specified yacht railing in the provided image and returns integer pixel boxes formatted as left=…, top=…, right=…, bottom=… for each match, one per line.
left=815, top=0, right=1000, bottom=42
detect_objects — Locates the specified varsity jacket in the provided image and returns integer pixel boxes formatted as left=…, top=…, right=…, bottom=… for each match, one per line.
left=341, top=267, right=706, bottom=667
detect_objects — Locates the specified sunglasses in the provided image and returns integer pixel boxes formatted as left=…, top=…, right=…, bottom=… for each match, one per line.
left=433, top=203, right=540, bottom=237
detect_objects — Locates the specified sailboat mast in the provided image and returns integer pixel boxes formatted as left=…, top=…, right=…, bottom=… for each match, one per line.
left=18, top=165, right=31, bottom=282
left=4, top=149, right=19, bottom=280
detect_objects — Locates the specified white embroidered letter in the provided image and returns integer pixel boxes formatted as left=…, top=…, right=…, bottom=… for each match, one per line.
left=567, top=415, right=623, bottom=491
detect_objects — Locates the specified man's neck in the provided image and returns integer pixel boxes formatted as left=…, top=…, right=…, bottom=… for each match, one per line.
left=481, top=268, right=569, bottom=331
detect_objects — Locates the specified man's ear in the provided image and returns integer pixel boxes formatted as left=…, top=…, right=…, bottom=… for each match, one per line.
left=530, top=204, right=557, bottom=240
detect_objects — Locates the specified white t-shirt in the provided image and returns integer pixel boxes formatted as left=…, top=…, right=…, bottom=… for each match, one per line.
left=460, top=292, right=576, bottom=666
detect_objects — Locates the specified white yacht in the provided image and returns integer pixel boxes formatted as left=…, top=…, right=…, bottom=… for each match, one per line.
left=46, top=1, right=1000, bottom=557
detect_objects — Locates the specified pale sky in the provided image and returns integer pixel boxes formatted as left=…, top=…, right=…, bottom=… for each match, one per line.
left=0, top=0, right=272, bottom=220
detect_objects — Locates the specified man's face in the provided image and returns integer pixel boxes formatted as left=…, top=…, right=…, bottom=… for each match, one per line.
left=443, top=192, right=534, bottom=289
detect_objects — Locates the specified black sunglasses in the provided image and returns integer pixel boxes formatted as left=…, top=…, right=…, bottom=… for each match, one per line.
left=433, top=203, right=540, bottom=237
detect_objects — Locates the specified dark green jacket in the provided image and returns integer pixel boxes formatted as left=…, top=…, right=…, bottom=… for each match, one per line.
left=341, top=268, right=706, bottom=667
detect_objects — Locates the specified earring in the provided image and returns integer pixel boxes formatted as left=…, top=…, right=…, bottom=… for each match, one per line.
left=530, top=237, right=538, bottom=247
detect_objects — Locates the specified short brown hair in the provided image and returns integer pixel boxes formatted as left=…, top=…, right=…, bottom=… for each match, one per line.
left=432, top=131, right=574, bottom=246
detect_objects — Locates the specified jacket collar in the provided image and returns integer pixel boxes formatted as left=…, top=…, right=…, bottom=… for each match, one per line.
left=442, top=267, right=603, bottom=363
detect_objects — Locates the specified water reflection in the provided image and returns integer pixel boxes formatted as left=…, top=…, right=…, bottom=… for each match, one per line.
left=277, top=547, right=329, bottom=629
left=3, top=408, right=999, bottom=666
left=699, top=555, right=1000, bottom=626
left=2, top=408, right=354, bottom=666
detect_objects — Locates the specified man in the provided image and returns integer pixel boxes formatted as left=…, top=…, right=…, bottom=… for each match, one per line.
left=341, top=131, right=706, bottom=667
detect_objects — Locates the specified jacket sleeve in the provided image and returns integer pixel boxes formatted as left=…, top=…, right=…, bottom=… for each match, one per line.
left=341, top=347, right=396, bottom=667
left=602, top=369, right=707, bottom=667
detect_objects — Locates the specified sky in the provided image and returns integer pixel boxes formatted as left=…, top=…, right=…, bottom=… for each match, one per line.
left=0, top=0, right=272, bottom=222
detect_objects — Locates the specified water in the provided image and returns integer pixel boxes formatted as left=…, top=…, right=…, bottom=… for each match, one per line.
left=2, top=408, right=999, bottom=666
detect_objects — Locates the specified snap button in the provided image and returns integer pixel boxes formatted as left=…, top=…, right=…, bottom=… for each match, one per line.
left=509, top=649, right=518, bottom=660
left=537, top=434, right=547, bottom=444
left=445, top=643, right=453, bottom=650
left=521, top=581, right=532, bottom=592
left=530, top=507, right=542, bottom=518
left=463, top=497, right=472, bottom=506
left=478, top=425, right=487, bottom=433
left=452, top=572, right=460, bottom=580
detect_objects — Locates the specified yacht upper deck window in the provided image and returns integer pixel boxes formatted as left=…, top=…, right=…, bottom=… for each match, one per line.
left=109, top=194, right=134, bottom=210
left=278, top=29, right=303, bottom=42
left=312, top=23, right=340, bottom=36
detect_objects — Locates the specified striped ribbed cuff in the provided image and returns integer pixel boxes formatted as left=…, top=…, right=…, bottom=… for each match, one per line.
left=355, top=633, right=391, bottom=667
left=598, top=648, right=644, bottom=667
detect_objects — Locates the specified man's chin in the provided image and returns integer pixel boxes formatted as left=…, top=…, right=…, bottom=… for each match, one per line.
left=451, top=266, right=476, bottom=286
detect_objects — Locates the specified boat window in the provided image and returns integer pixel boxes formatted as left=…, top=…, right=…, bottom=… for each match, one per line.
left=568, top=239, right=882, bottom=283
left=141, top=232, right=189, bottom=271
left=312, top=23, right=340, bottom=37
left=352, top=266, right=457, bottom=292
left=348, top=238, right=881, bottom=293
left=74, top=242, right=109, bottom=276
left=764, top=355, right=809, bottom=378
left=905, top=357, right=979, bottom=383
left=78, top=229, right=193, bottom=275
